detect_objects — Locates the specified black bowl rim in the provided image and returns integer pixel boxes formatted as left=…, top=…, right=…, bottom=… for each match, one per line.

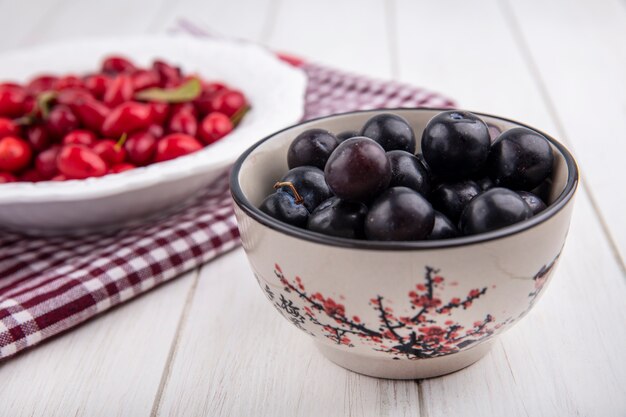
left=230, top=108, right=579, bottom=251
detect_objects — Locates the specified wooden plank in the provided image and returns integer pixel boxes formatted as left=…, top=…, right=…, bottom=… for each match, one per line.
left=148, top=0, right=276, bottom=42
left=503, top=0, right=626, bottom=264
left=13, top=0, right=170, bottom=46
left=155, top=249, right=421, bottom=417
left=0, top=0, right=67, bottom=52
left=266, top=0, right=394, bottom=79
left=0, top=270, right=197, bottom=417
left=394, top=0, right=626, bottom=415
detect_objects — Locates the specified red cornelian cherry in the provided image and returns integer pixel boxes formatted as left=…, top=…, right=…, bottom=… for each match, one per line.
left=210, top=90, right=246, bottom=118
left=199, top=112, right=233, bottom=144
left=203, top=82, right=227, bottom=96
left=26, top=75, right=58, bottom=95
left=0, top=117, right=19, bottom=138
left=83, top=74, right=110, bottom=100
left=168, top=106, right=197, bottom=136
left=63, top=129, right=97, bottom=146
left=20, top=169, right=44, bottom=182
left=54, top=75, right=83, bottom=90
left=101, top=102, right=152, bottom=137
left=71, top=99, right=110, bottom=132
left=56, top=88, right=94, bottom=106
left=193, top=82, right=227, bottom=117
left=92, top=139, right=126, bottom=165
left=0, top=171, right=16, bottom=183
left=23, top=97, right=37, bottom=115
left=46, top=105, right=79, bottom=139
left=102, top=56, right=136, bottom=74
left=51, top=174, right=67, bottom=181
left=155, top=133, right=202, bottom=162
left=169, top=102, right=197, bottom=117
left=125, top=131, right=156, bottom=165
left=148, top=102, right=169, bottom=125
left=147, top=124, right=164, bottom=138
left=153, top=60, right=181, bottom=87
left=103, top=74, right=134, bottom=107
left=109, top=162, right=135, bottom=174
left=26, top=126, right=51, bottom=152
left=57, top=144, right=107, bottom=179
left=35, top=145, right=61, bottom=179
left=0, top=136, right=32, bottom=172
left=0, top=84, right=26, bottom=118
left=193, top=83, right=226, bottom=117
left=131, top=70, right=160, bottom=91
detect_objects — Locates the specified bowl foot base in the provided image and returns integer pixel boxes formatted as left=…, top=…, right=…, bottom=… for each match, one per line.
left=315, top=339, right=494, bottom=379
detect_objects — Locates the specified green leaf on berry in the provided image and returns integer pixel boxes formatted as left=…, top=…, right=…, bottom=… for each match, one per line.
left=134, top=78, right=202, bottom=103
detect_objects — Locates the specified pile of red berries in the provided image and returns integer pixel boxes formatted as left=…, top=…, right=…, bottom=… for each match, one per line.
left=0, top=55, right=248, bottom=183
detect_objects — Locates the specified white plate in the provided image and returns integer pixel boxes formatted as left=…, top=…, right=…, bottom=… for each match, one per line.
left=0, top=36, right=306, bottom=234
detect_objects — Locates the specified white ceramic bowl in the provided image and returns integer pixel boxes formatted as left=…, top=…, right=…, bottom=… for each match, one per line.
left=231, top=108, right=579, bottom=379
left=0, top=36, right=306, bottom=234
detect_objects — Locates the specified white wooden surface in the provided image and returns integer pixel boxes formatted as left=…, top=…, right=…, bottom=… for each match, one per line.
left=0, top=0, right=625, bottom=416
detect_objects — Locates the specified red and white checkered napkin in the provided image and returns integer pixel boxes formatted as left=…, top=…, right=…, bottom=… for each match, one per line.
left=0, top=38, right=455, bottom=361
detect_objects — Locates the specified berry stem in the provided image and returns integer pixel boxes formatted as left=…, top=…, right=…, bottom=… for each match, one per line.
left=273, top=181, right=304, bottom=204
left=115, top=132, right=128, bottom=150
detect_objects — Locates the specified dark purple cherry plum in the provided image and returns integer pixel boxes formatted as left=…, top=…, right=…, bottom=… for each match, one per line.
left=307, top=197, right=368, bottom=239
left=427, top=211, right=458, bottom=240
left=259, top=192, right=309, bottom=228
left=431, top=180, right=481, bottom=223
left=277, top=166, right=332, bottom=212
left=365, top=187, right=434, bottom=241
left=459, top=188, right=532, bottom=235
left=287, top=128, right=339, bottom=170
left=387, top=150, right=430, bottom=196
left=360, top=113, right=416, bottom=153
left=324, top=137, right=391, bottom=202
left=421, top=110, right=490, bottom=179
left=488, top=127, right=553, bottom=190
left=517, top=191, right=547, bottom=215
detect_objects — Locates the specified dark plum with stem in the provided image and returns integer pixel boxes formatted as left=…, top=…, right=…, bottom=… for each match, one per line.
left=517, top=191, right=547, bottom=215
left=431, top=180, right=482, bottom=223
left=387, top=150, right=430, bottom=196
left=488, top=127, right=553, bottom=190
left=360, top=113, right=416, bottom=153
left=277, top=166, right=332, bottom=212
left=459, top=188, right=533, bottom=235
left=287, top=129, right=339, bottom=170
left=259, top=192, right=309, bottom=228
left=421, top=110, right=490, bottom=179
left=427, top=211, right=458, bottom=240
left=307, top=197, right=368, bottom=239
left=365, top=187, right=435, bottom=241
left=324, top=137, right=391, bottom=202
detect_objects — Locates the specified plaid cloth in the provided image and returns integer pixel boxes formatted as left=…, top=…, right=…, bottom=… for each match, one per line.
left=0, top=30, right=455, bottom=361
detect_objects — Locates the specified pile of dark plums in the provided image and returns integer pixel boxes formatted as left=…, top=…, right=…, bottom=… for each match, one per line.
left=259, top=110, right=553, bottom=241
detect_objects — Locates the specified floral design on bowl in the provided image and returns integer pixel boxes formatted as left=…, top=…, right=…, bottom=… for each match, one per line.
left=264, top=252, right=559, bottom=361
